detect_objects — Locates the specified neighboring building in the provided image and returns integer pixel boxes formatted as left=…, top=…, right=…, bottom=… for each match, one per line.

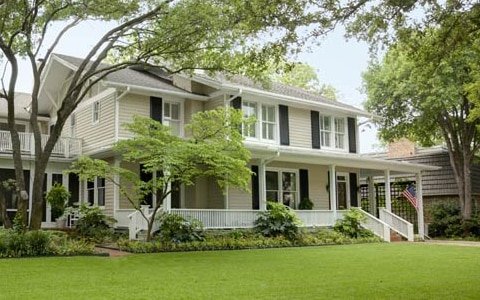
left=0, top=54, right=438, bottom=241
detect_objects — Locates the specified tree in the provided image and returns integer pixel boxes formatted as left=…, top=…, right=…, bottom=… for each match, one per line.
left=70, top=107, right=252, bottom=241
left=0, top=0, right=323, bottom=229
left=362, top=33, right=480, bottom=220
left=273, top=62, right=339, bottom=100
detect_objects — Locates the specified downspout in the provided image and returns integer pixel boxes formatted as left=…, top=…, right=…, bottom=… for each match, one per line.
left=114, top=87, right=130, bottom=142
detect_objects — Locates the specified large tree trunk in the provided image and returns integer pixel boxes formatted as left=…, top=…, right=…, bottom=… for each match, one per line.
left=0, top=189, right=12, bottom=228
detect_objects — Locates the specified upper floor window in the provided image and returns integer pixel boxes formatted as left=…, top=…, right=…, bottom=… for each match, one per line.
left=0, top=122, right=26, bottom=132
left=92, top=101, right=100, bottom=124
left=241, top=101, right=276, bottom=142
left=163, top=102, right=181, bottom=136
left=320, top=115, right=346, bottom=150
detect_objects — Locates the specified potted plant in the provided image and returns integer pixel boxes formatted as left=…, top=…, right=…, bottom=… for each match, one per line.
left=298, top=198, right=314, bottom=210
left=45, top=183, right=70, bottom=228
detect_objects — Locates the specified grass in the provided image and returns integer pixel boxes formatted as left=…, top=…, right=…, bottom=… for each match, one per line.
left=0, top=243, right=479, bottom=299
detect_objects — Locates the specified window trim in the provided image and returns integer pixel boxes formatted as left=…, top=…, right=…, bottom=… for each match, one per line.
left=241, top=99, right=278, bottom=143
left=265, top=167, right=299, bottom=209
left=319, top=114, right=348, bottom=151
left=162, top=100, right=184, bottom=137
left=84, top=177, right=105, bottom=207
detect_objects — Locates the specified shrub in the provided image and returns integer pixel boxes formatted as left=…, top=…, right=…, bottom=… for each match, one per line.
left=298, top=198, right=314, bottom=210
left=155, top=213, right=204, bottom=243
left=428, top=202, right=464, bottom=238
left=334, top=208, right=374, bottom=238
left=75, top=204, right=116, bottom=243
left=254, top=201, right=301, bottom=240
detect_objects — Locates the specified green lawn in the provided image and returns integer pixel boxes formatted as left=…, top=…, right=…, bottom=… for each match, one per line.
left=0, top=243, right=479, bottom=299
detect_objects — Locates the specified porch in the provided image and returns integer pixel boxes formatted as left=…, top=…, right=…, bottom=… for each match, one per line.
left=0, top=130, right=82, bottom=158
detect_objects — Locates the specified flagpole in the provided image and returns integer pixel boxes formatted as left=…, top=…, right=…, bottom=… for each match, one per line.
left=416, top=172, right=424, bottom=241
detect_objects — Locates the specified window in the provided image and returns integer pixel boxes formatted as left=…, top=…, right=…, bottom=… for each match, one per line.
left=262, top=105, right=276, bottom=140
left=241, top=101, right=277, bottom=142
left=92, top=101, right=100, bottom=123
left=163, top=102, right=181, bottom=136
left=320, top=115, right=346, bottom=150
left=265, top=169, right=298, bottom=209
left=0, top=122, right=26, bottom=132
left=86, top=177, right=105, bottom=206
left=70, top=114, right=76, bottom=137
left=242, top=101, right=257, bottom=138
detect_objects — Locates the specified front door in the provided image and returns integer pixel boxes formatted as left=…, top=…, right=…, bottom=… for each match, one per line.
left=336, top=173, right=349, bottom=210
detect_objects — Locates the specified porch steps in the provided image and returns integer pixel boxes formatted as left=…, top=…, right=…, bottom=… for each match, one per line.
left=390, top=230, right=405, bottom=242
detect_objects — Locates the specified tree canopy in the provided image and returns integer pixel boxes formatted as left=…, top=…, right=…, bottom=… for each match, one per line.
left=0, top=0, right=327, bottom=229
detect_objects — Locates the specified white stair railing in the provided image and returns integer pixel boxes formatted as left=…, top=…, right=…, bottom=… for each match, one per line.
left=358, top=208, right=391, bottom=242
left=127, top=205, right=163, bottom=240
left=379, top=208, right=414, bottom=242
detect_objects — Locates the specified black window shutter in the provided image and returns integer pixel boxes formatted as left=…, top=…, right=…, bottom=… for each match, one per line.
left=230, top=96, right=242, bottom=110
left=311, top=111, right=320, bottom=149
left=150, top=96, right=163, bottom=123
left=299, top=169, right=309, bottom=202
left=251, top=165, right=259, bottom=210
left=349, top=173, right=358, bottom=207
left=348, top=117, right=357, bottom=153
left=279, top=105, right=290, bottom=146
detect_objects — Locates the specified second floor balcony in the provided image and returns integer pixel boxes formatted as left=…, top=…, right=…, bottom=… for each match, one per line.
left=0, top=130, right=82, bottom=159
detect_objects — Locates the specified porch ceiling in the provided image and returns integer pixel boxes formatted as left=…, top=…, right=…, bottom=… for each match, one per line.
left=246, top=143, right=440, bottom=176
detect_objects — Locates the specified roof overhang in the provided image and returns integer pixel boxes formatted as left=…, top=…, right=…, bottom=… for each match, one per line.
left=105, top=81, right=210, bottom=101
left=245, top=142, right=440, bottom=175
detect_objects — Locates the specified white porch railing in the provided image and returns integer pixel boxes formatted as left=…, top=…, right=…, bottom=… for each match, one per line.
left=294, top=210, right=345, bottom=227
left=170, top=209, right=259, bottom=229
left=0, top=130, right=82, bottom=158
left=379, top=207, right=414, bottom=241
left=127, top=205, right=163, bottom=240
left=359, top=208, right=391, bottom=242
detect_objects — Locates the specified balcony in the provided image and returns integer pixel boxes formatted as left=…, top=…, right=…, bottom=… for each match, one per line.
left=0, top=130, right=82, bottom=158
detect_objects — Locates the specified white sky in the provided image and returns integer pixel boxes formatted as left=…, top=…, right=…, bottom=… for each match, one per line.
left=12, top=20, right=381, bottom=153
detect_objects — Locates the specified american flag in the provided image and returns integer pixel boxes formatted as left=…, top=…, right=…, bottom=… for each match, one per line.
left=402, top=184, right=418, bottom=211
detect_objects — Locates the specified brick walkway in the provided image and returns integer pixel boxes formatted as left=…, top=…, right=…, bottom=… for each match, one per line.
left=425, top=240, right=480, bottom=247
left=94, top=246, right=131, bottom=257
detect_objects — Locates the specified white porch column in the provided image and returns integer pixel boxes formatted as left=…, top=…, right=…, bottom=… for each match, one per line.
left=45, top=173, right=52, bottom=222
left=368, top=176, right=376, bottom=215
left=384, top=170, right=392, bottom=211
left=416, top=172, right=425, bottom=240
left=329, top=165, right=337, bottom=220
left=28, top=166, right=35, bottom=225
left=113, top=157, right=120, bottom=219
left=259, top=160, right=267, bottom=210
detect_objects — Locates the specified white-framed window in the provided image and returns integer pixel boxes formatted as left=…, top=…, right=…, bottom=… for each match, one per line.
left=70, top=113, right=76, bottom=137
left=242, top=101, right=257, bottom=138
left=92, top=101, right=100, bottom=124
left=265, top=168, right=298, bottom=209
left=163, top=101, right=181, bottom=136
left=241, top=101, right=277, bottom=142
left=320, top=115, right=346, bottom=150
left=86, top=177, right=105, bottom=207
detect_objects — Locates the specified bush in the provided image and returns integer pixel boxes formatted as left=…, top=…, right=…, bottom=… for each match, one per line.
left=155, top=213, right=204, bottom=243
left=428, top=202, right=480, bottom=238
left=334, top=208, right=374, bottom=238
left=254, top=201, right=301, bottom=240
left=45, top=183, right=70, bottom=219
left=298, top=198, right=314, bottom=210
left=74, top=204, right=116, bottom=243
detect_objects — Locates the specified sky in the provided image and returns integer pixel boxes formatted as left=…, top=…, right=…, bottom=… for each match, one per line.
left=12, top=20, right=380, bottom=153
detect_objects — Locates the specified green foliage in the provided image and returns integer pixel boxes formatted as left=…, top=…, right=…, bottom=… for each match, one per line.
left=155, top=213, right=204, bottom=243
left=74, top=204, right=116, bottom=243
left=334, top=208, right=374, bottom=238
left=428, top=202, right=480, bottom=238
left=45, top=183, right=70, bottom=219
left=254, top=201, right=301, bottom=240
left=298, top=198, right=314, bottom=210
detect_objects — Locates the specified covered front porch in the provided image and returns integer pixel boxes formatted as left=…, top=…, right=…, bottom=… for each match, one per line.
left=122, top=145, right=438, bottom=241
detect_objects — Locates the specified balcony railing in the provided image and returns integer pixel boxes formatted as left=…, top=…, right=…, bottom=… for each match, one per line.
left=0, top=130, right=82, bottom=158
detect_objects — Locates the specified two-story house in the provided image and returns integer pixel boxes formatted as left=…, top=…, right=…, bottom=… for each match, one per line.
left=2, top=53, right=438, bottom=241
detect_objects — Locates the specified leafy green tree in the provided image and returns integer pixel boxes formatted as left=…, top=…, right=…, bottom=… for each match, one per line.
left=70, top=107, right=252, bottom=241
left=0, top=0, right=324, bottom=229
left=273, top=63, right=339, bottom=100
left=362, top=34, right=480, bottom=220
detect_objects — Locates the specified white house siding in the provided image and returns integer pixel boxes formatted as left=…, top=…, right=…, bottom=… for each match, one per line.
left=227, top=186, right=252, bottom=209
left=207, top=177, right=224, bottom=208
left=289, top=107, right=311, bottom=149
left=74, top=90, right=116, bottom=154
left=103, top=157, right=115, bottom=217
left=118, top=160, right=139, bottom=210
left=184, top=99, right=204, bottom=138
left=203, top=95, right=224, bottom=111
left=117, top=94, right=150, bottom=139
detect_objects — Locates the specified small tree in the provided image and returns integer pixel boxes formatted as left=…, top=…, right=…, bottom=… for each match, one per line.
left=45, top=183, right=70, bottom=220
left=70, top=107, right=251, bottom=241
